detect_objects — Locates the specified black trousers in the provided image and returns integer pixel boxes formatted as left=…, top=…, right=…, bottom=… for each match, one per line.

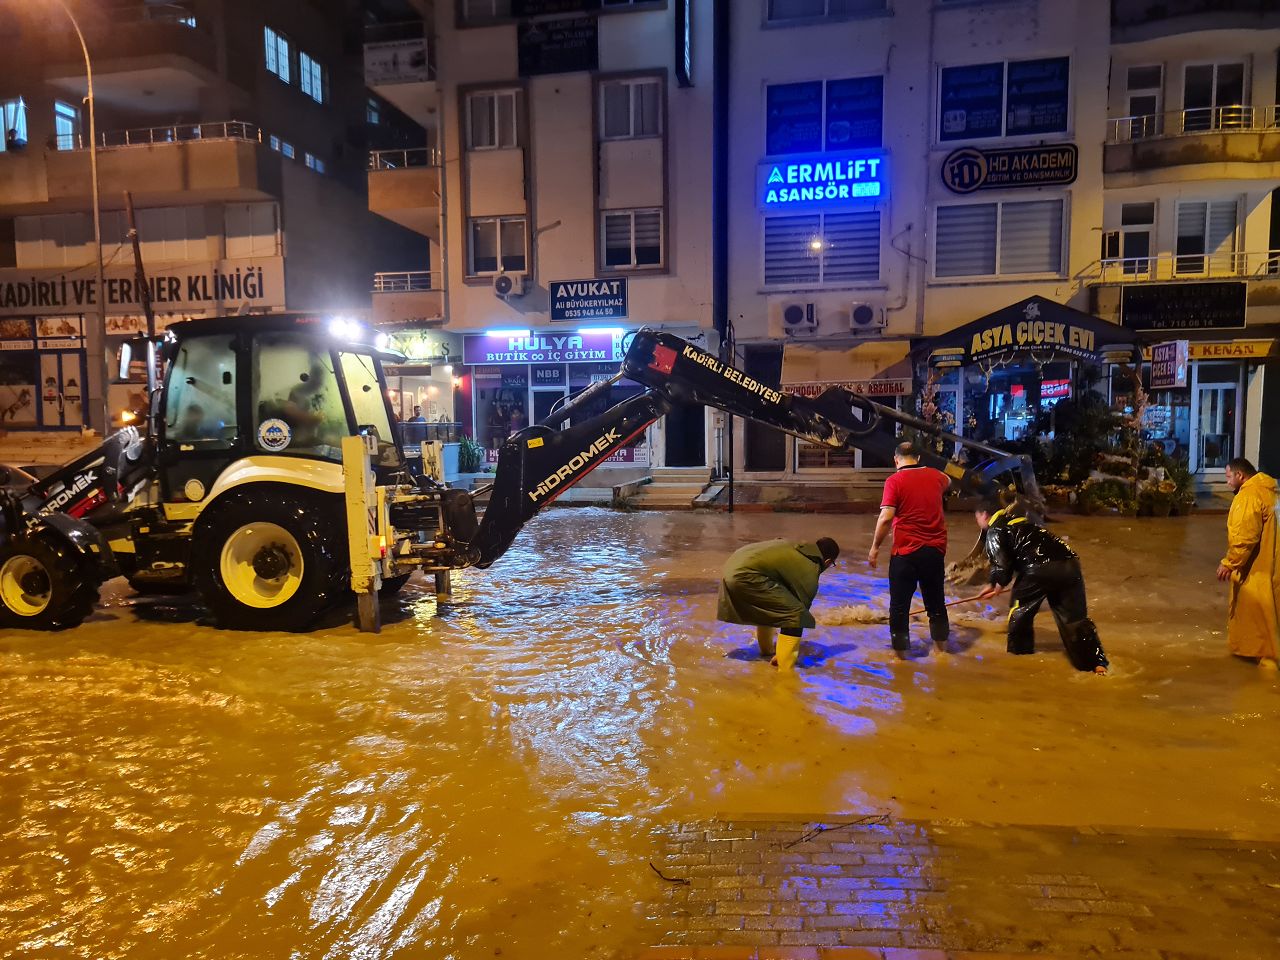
left=1008, top=560, right=1109, bottom=671
left=888, top=547, right=949, bottom=650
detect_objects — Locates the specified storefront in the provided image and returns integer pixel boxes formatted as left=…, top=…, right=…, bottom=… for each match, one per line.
left=778, top=340, right=913, bottom=471
left=461, top=329, right=650, bottom=467
left=917, top=296, right=1139, bottom=446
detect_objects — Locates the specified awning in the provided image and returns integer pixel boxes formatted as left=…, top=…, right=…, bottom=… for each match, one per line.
left=921, top=296, right=1138, bottom=366
left=780, top=340, right=913, bottom=398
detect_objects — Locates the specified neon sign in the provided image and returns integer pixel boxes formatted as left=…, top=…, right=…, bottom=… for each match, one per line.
left=758, top=150, right=888, bottom=210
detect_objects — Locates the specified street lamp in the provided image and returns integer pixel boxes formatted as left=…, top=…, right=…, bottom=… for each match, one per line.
left=51, top=0, right=108, bottom=435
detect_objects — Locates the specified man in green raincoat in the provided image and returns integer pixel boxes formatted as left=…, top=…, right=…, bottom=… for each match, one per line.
left=718, top=537, right=840, bottom=669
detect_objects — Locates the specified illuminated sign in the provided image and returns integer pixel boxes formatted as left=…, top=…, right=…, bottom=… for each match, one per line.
left=758, top=150, right=887, bottom=210
left=462, top=330, right=626, bottom=365
left=1040, top=379, right=1071, bottom=399
left=1150, top=341, right=1189, bottom=389
left=941, top=144, right=1078, bottom=193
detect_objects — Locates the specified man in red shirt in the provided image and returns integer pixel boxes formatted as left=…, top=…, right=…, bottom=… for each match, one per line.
left=868, top=441, right=952, bottom=658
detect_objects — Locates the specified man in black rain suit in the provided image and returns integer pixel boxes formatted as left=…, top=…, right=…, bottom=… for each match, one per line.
left=973, top=500, right=1109, bottom=675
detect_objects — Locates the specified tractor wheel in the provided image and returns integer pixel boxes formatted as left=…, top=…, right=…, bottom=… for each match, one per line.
left=193, top=491, right=346, bottom=631
left=379, top=573, right=412, bottom=597
left=0, top=536, right=99, bottom=630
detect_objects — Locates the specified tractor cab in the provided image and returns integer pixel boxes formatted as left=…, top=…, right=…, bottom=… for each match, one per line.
left=152, top=315, right=406, bottom=504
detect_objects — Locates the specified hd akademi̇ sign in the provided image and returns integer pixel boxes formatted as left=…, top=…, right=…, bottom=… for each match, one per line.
left=758, top=150, right=887, bottom=210
left=549, top=278, right=627, bottom=322
left=941, top=143, right=1078, bottom=194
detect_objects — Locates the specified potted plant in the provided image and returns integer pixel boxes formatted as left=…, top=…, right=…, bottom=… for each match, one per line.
left=457, top=435, right=485, bottom=474
left=1167, top=460, right=1196, bottom=516
left=1138, top=480, right=1177, bottom=518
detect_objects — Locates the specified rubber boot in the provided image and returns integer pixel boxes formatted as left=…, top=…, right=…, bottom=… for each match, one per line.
left=775, top=632, right=801, bottom=670
left=756, top=626, right=777, bottom=658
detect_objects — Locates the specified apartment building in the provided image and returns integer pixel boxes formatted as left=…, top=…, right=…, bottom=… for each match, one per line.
left=0, top=0, right=424, bottom=435
left=365, top=0, right=714, bottom=473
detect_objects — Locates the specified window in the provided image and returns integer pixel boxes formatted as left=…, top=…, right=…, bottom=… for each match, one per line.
left=1, top=97, right=28, bottom=151
left=281, top=141, right=295, bottom=160
left=766, top=75, right=882, bottom=155
left=264, top=26, right=292, bottom=83
left=934, top=199, right=1064, bottom=278
left=252, top=335, right=348, bottom=460
left=1102, top=202, right=1155, bottom=276
left=54, top=100, right=80, bottom=151
left=763, top=211, right=880, bottom=286
left=15, top=213, right=91, bottom=268
left=136, top=206, right=205, bottom=264
left=268, top=134, right=281, bottom=152
left=466, top=90, right=519, bottom=150
left=602, top=209, right=663, bottom=269
left=767, top=0, right=887, bottom=22
left=367, top=97, right=381, bottom=125
left=299, top=51, right=325, bottom=104
left=469, top=217, right=526, bottom=275
left=304, top=152, right=326, bottom=174
left=939, top=57, right=1070, bottom=141
left=1125, top=65, right=1163, bottom=139
left=600, top=78, right=661, bottom=140
left=1176, top=200, right=1237, bottom=275
left=339, top=352, right=398, bottom=467
left=1183, top=62, right=1246, bottom=132
left=225, top=202, right=280, bottom=259
left=163, top=336, right=238, bottom=449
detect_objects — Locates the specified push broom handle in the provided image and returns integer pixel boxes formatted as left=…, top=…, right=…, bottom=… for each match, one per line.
left=909, top=592, right=993, bottom=618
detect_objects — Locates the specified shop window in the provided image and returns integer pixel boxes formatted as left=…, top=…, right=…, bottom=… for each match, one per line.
left=1125, top=65, right=1163, bottom=138
left=1175, top=200, right=1236, bottom=275
left=163, top=336, right=238, bottom=448
left=54, top=100, right=80, bottom=151
left=797, top=396, right=902, bottom=469
left=225, top=202, right=280, bottom=259
left=252, top=335, right=347, bottom=459
left=765, top=75, right=883, bottom=155
left=2, top=97, right=28, bottom=151
left=264, top=26, right=292, bottom=84
left=939, top=57, right=1070, bottom=142
left=600, top=78, right=662, bottom=140
left=1183, top=62, right=1245, bottom=133
left=299, top=51, right=326, bottom=104
left=602, top=209, right=663, bottom=270
left=767, top=0, right=887, bottom=24
left=763, top=211, right=881, bottom=286
left=469, top=216, right=526, bottom=275
left=466, top=90, right=519, bottom=150
left=934, top=199, right=1063, bottom=279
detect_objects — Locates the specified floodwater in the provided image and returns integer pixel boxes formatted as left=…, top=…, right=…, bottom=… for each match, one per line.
left=0, top=509, right=1276, bottom=959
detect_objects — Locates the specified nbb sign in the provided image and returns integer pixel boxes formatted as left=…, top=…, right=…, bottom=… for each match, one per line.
left=757, top=150, right=887, bottom=211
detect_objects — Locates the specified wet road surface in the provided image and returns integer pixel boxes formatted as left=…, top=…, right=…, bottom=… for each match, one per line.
left=1, top=509, right=1276, bottom=958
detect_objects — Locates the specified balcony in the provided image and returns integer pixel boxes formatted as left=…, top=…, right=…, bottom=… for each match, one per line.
left=1112, top=0, right=1280, bottom=41
left=364, top=21, right=438, bottom=130
left=43, top=6, right=223, bottom=115
left=1089, top=250, right=1279, bottom=285
left=372, top=271, right=445, bottom=328
left=367, top=148, right=441, bottom=241
left=0, top=121, right=277, bottom=214
left=1104, top=106, right=1280, bottom=184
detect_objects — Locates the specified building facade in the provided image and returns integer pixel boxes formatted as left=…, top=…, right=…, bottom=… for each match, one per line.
left=0, top=0, right=424, bottom=435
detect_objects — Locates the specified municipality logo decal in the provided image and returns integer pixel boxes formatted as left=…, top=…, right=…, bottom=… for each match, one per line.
left=767, top=167, right=784, bottom=184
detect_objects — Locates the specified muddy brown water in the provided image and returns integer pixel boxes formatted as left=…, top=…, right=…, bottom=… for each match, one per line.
left=0, top=510, right=1275, bottom=958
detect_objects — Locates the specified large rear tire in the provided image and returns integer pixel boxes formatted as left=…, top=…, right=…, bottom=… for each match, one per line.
left=0, top=536, right=99, bottom=630
left=192, top=491, right=346, bottom=631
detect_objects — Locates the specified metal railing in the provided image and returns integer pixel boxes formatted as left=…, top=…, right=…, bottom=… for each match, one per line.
left=1094, top=250, right=1280, bottom=284
left=61, top=120, right=261, bottom=151
left=373, top=271, right=441, bottom=292
left=1112, top=0, right=1276, bottom=27
left=368, top=146, right=441, bottom=170
left=1107, top=105, right=1279, bottom=143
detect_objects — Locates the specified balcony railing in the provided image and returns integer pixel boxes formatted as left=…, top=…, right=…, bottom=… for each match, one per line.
left=1094, top=250, right=1280, bottom=284
left=368, top=147, right=440, bottom=170
left=374, top=271, right=441, bottom=292
left=1112, top=0, right=1276, bottom=27
left=1107, top=105, right=1278, bottom=143
left=60, top=120, right=262, bottom=151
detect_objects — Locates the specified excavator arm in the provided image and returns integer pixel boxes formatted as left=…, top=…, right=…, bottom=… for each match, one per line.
left=462, top=329, right=1040, bottom=568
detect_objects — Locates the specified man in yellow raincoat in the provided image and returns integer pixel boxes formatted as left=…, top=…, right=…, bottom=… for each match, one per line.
left=1216, top=458, right=1280, bottom=668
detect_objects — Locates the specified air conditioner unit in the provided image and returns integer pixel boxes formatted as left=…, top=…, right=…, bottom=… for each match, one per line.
left=781, top=301, right=819, bottom=336
left=492, top=273, right=527, bottom=299
left=849, top=302, right=886, bottom=335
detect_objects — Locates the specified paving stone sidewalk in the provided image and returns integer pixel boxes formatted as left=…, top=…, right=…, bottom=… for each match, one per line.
left=638, top=815, right=1280, bottom=959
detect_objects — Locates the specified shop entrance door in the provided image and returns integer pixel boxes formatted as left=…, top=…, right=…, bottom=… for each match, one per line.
left=39, top=352, right=85, bottom=428
left=1190, top=363, right=1242, bottom=475
left=532, top=387, right=566, bottom=425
